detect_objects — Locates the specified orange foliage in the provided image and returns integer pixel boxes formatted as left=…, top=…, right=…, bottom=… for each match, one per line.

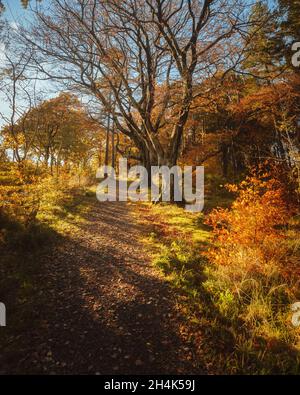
left=205, top=169, right=291, bottom=266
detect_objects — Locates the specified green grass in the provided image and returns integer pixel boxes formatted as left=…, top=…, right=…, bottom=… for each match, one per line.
left=0, top=184, right=96, bottom=360
left=135, top=189, right=300, bottom=374
left=37, top=186, right=94, bottom=236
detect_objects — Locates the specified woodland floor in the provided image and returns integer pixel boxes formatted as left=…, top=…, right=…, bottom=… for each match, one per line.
left=0, top=197, right=204, bottom=374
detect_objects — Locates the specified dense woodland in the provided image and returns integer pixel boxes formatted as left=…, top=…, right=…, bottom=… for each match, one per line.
left=0, top=0, right=300, bottom=375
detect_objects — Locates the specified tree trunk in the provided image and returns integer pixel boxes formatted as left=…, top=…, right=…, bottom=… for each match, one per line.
left=111, top=125, right=115, bottom=168
left=104, top=114, right=110, bottom=167
left=221, top=143, right=228, bottom=178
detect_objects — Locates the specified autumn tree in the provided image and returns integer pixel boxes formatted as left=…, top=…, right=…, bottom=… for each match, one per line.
left=1, top=93, right=102, bottom=174
left=0, top=40, right=35, bottom=163
left=278, top=0, right=300, bottom=43
left=21, top=0, right=257, bottom=174
left=242, top=2, right=284, bottom=78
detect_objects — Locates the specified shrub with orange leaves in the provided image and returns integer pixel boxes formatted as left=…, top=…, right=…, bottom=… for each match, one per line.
left=205, top=170, right=291, bottom=267
left=202, top=170, right=300, bottom=372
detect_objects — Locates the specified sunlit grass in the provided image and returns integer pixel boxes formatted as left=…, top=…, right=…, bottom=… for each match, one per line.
left=135, top=187, right=300, bottom=374
left=0, top=184, right=96, bottom=357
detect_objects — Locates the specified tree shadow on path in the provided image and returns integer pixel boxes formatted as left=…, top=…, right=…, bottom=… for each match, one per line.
left=1, top=199, right=205, bottom=374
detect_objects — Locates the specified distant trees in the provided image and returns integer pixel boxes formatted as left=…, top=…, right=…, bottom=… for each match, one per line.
left=278, top=0, right=300, bottom=43
left=176, top=67, right=300, bottom=184
left=1, top=93, right=102, bottom=174
left=242, top=2, right=283, bottom=77
left=0, top=43, right=34, bottom=163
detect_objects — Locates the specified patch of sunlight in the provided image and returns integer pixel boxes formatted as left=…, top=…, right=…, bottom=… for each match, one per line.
left=193, top=228, right=211, bottom=243
left=155, top=203, right=211, bottom=244
left=37, top=191, right=92, bottom=237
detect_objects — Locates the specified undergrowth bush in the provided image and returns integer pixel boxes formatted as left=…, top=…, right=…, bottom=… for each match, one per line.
left=0, top=162, right=91, bottom=248
left=203, top=169, right=300, bottom=373
left=206, top=171, right=291, bottom=264
left=137, top=167, right=300, bottom=373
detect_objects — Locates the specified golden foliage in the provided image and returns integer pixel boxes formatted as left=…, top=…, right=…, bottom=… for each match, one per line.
left=205, top=169, right=291, bottom=267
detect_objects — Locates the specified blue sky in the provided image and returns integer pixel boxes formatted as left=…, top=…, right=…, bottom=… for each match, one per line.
left=0, top=1, right=55, bottom=126
left=2, top=0, right=277, bottom=15
left=2, top=0, right=50, bottom=16
left=2, top=0, right=29, bottom=22
left=1, top=1, right=27, bottom=127
left=0, top=0, right=279, bottom=127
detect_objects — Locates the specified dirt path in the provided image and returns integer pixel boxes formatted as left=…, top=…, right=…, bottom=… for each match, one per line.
left=1, top=199, right=204, bottom=374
